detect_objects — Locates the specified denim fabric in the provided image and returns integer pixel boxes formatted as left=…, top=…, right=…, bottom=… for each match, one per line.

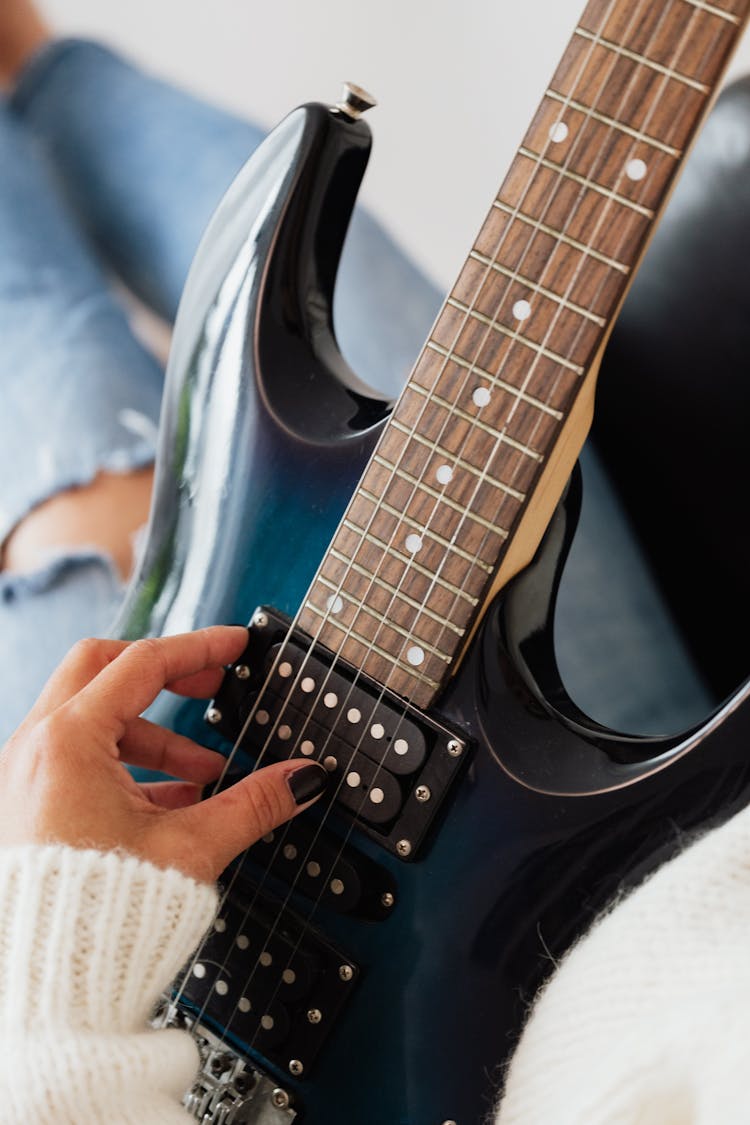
left=0, top=39, right=711, bottom=746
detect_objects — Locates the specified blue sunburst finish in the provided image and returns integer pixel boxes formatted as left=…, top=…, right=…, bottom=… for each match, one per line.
left=115, top=102, right=750, bottom=1124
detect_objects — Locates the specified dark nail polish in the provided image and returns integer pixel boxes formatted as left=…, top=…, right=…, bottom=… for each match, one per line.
left=288, top=763, right=329, bottom=805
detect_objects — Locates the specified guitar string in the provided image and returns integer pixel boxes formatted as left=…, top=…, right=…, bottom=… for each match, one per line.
left=164, top=0, right=634, bottom=1039
left=162, top=0, right=628, bottom=1030
left=188, top=0, right=706, bottom=1053
left=214, top=0, right=717, bottom=1058
left=172, top=0, right=728, bottom=1048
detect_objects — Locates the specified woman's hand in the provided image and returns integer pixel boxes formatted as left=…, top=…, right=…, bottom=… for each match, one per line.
left=0, top=626, right=327, bottom=882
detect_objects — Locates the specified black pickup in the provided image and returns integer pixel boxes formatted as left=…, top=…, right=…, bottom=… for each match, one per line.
left=206, top=607, right=469, bottom=860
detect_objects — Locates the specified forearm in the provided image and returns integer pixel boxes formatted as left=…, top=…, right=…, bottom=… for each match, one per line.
left=0, top=844, right=217, bottom=1124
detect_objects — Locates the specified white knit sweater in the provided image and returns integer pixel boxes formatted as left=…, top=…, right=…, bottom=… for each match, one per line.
left=1, top=813, right=748, bottom=1124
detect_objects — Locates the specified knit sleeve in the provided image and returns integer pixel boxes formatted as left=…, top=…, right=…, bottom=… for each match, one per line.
left=0, top=844, right=218, bottom=1124
left=495, top=805, right=750, bottom=1125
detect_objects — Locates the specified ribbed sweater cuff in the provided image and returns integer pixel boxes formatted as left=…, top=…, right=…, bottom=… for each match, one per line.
left=0, top=844, right=218, bottom=1123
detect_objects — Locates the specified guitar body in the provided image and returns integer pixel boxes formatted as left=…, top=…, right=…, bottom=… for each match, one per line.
left=116, top=99, right=750, bottom=1124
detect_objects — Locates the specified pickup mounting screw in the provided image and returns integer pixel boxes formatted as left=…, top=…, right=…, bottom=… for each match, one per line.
left=252, top=611, right=268, bottom=629
left=271, top=1088, right=290, bottom=1109
left=206, top=707, right=222, bottom=725
left=307, top=1008, right=322, bottom=1024
left=288, top=1059, right=304, bottom=1077
left=234, top=664, right=250, bottom=680
left=447, top=739, right=463, bottom=757
left=339, top=964, right=354, bottom=982
left=381, top=891, right=395, bottom=908
left=415, top=785, right=431, bottom=803
left=396, top=839, right=412, bottom=857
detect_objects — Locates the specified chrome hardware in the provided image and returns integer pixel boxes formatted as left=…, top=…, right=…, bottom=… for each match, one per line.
left=381, top=891, right=395, bottom=908
left=155, top=1008, right=297, bottom=1123
left=307, top=1008, right=323, bottom=1024
left=415, top=785, right=432, bottom=802
left=447, top=739, right=463, bottom=757
left=288, top=1059, right=304, bottom=1077
left=235, top=664, right=251, bottom=680
left=338, top=964, right=354, bottom=982
left=396, top=839, right=413, bottom=857
left=206, top=707, right=223, bottom=725
left=252, top=611, right=269, bottom=629
left=335, top=81, right=377, bottom=120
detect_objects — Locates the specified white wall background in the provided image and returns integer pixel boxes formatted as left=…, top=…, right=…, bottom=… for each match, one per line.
left=43, top=0, right=750, bottom=291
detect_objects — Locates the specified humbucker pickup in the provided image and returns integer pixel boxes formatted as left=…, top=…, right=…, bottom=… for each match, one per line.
left=206, top=606, right=469, bottom=860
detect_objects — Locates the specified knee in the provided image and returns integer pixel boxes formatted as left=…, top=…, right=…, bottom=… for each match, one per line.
left=1, top=466, right=154, bottom=581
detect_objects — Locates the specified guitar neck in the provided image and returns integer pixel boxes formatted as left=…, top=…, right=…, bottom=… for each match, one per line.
left=299, top=0, right=749, bottom=709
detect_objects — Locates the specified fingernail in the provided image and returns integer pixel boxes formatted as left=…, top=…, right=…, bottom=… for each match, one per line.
left=287, top=762, right=329, bottom=805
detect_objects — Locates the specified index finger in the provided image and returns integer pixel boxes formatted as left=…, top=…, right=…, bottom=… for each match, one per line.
left=71, top=626, right=248, bottom=734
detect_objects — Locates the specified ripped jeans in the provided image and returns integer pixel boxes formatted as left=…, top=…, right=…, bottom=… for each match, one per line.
left=0, top=40, right=711, bottom=745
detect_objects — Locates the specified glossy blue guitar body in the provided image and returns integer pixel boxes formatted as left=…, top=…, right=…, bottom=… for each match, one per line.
left=115, top=100, right=750, bottom=1125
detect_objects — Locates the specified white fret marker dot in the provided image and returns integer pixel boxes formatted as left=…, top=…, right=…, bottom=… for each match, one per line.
left=394, top=737, right=409, bottom=755
left=193, top=963, right=206, bottom=979
left=549, top=120, right=569, bottom=143
left=262, top=832, right=275, bottom=844
left=369, top=787, right=385, bottom=805
left=260, top=951, right=272, bottom=967
left=405, top=533, right=423, bottom=554
left=283, top=844, right=297, bottom=860
left=346, top=771, right=361, bottom=788
left=626, top=158, right=647, bottom=181
left=326, top=594, right=343, bottom=614
left=331, top=878, right=345, bottom=895
left=473, top=386, right=491, bottom=408
left=261, top=1015, right=274, bottom=1031
left=307, top=861, right=321, bottom=877
left=323, top=691, right=338, bottom=708
left=371, top=723, right=385, bottom=740
left=282, top=969, right=296, bottom=985
left=214, top=918, right=226, bottom=933
left=407, top=645, right=425, bottom=667
left=215, top=980, right=228, bottom=996
left=436, top=464, right=453, bottom=485
left=279, top=661, right=293, bottom=678
left=236, top=934, right=249, bottom=950
left=323, top=755, right=338, bottom=771
left=347, top=707, right=361, bottom=723
left=255, top=710, right=269, bottom=725
left=300, top=739, right=315, bottom=755
left=301, top=676, right=315, bottom=693
left=238, top=997, right=251, bottom=1013
left=513, top=299, right=532, bottom=321
left=278, top=724, right=292, bottom=740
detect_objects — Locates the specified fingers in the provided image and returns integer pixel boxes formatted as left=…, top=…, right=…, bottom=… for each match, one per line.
left=72, top=626, right=248, bottom=735
left=172, top=760, right=329, bottom=879
left=118, top=718, right=226, bottom=783
left=28, top=637, right=129, bottom=722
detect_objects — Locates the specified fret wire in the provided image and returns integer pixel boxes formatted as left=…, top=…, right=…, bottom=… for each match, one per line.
left=574, top=26, right=711, bottom=92
left=492, top=202, right=629, bottom=276
left=425, top=340, right=564, bottom=419
left=303, top=600, right=443, bottom=687
left=391, top=420, right=526, bottom=504
left=447, top=296, right=585, bottom=374
left=317, top=570, right=467, bottom=636
left=544, top=88, right=683, bottom=156
left=517, top=145, right=655, bottom=218
left=342, top=517, right=489, bottom=596
left=325, top=551, right=468, bottom=634
left=681, top=0, right=742, bottom=23
left=404, top=385, right=543, bottom=462
left=468, top=249, right=607, bottom=326
left=371, top=454, right=512, bottom=538
left=311, top=582, right=454, bottom=661
left=357, top=476, right=495, bottom=569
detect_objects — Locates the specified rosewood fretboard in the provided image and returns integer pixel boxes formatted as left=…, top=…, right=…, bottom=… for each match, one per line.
left=299, top=0, right=749, bottom=708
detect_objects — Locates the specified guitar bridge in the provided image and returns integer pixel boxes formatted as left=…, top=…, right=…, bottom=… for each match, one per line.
left=206, top=606, right=469, bottom=860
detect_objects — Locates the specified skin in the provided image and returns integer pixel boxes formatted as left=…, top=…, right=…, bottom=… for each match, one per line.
left=0, top=626, right=325, bottom=883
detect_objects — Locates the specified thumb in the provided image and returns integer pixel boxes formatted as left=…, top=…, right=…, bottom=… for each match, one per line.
left=171, top=760, right=329, bottom=880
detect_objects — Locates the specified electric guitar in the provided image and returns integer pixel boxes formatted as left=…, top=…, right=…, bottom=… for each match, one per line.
left=116, top=1, right=750, bottom=1121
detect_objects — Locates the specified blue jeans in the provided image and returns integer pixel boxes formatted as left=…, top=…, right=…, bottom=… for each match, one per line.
left=0, top=39, right=710, bottom=744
